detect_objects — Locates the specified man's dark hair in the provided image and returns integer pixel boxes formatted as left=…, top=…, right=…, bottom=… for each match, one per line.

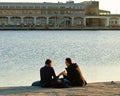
left=66, top=58, right=72, bottom=64
left=45, top=59, right=52, bottom=65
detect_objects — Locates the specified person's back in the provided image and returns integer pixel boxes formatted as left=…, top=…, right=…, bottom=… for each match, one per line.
left=40, top=65, right=56, bottom=87
left=66, top=63, right=87, bottom=86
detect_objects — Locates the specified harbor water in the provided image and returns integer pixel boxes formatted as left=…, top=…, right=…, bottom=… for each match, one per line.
left=0, top=30, right=120, bottom=87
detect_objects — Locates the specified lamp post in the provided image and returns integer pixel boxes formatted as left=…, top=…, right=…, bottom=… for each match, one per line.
left=55, top=11, right=57, bottom=28
left=55, top=12, right=57, bottom=28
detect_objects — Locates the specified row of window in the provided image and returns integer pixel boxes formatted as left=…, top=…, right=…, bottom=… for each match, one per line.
left=109, top=21, right=118, bottom=24
left=0, top=5, right=85, bottom=9
left=0, top=10, right=85, bottom=15
left=0, top=17, right=84, bottom=20
left=0, top=17, right=83, bottom=26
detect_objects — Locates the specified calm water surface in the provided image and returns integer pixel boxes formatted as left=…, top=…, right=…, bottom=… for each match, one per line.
left=0, top=30, right=120, bottom=87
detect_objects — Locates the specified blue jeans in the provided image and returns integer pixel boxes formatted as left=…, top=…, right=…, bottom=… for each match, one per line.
left=32, top=81, right=41, bottom=86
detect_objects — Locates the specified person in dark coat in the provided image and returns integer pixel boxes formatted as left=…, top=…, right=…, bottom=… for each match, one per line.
left=58, top=58, right=87, bottom=87
left=40, top=59, right=57, bottom=87
left=32, top=59, right=57, bottom=87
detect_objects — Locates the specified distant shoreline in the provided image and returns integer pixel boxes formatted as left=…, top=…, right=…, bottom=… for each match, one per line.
left=0, top=81, right=120, bottom=96
left=0, top=27, right=120, bottom=31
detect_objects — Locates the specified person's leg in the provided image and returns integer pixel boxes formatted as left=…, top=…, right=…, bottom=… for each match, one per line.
left=63, top=78, right=71, bottom=86
left=32, top=81, right=41, bottom=86
left=54, top=78, right=71, bottom=88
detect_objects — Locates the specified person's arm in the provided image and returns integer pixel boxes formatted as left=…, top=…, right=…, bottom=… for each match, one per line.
left=57, top=70, right=67, bottom=77
left=51, top=67, right=57, bottom=80
left=40, top=68, right=42, bottom=81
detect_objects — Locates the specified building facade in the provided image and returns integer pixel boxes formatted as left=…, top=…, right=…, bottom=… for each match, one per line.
left=0, top=1, right=120, bottom=29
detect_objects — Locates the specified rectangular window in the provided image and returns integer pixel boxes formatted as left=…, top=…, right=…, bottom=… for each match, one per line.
left=9, top=6, right=15, bottom=9
left=29, top=6, right=33, bottom=9
left=3, top=6, right=8, bottom=9
left=35, top=6, right=40, bottom=9
left=41, top=10, right=46, bottom=15
left=0, top=10, right=2, bottom=14
left=23, top=6, right=28, bottom=9
left=47, top=10, right=53, bottom=14
left=16, top=6, right=21, bottom=9
left=115, top=21, right=117, bottom=24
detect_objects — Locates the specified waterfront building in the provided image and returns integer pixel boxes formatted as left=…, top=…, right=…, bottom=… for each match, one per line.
left=0, top=0, right=120, bottom=29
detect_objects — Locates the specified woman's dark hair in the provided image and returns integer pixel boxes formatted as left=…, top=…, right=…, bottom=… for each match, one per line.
left=45, top=59, right=52, bottom=65
left=65, top=58, right=72, bottom=64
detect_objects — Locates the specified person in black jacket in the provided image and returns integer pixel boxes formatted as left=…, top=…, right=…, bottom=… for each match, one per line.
left=32, top=59, right=57, bottom=87
left=58, top=58, right=87, bottom=87
left=40, top=59, right=57, bottom=87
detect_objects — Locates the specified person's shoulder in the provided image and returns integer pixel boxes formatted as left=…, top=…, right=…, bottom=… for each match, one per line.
left=72, top=63, right=79, bottom=68
left=72, top=63, right=78, bottom=66
left=50, top=66, right=54, bottom=70
left=40, top=66, right=46, bottom=70
left=73, top=63, right=77, bottom=65
left=40, top=66, right=44, bottom=70
left=44, top=66, right=54, bottom=70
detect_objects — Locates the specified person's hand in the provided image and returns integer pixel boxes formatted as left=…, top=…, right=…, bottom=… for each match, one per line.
left=58, top=70, right=67, bottom=77
left=61, top=70, right=67, bottom=76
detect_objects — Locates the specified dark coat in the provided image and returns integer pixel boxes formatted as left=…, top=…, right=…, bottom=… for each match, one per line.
left=40, top=65, right=57, bottom=87
left=65, top=63, right=87, bottom=86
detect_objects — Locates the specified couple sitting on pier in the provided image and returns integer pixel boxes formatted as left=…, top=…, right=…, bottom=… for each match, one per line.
left=32, top=58, right=87, bottom=88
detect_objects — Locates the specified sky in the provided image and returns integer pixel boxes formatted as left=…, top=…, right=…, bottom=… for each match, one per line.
left=0, top=0, right=120, bottom=14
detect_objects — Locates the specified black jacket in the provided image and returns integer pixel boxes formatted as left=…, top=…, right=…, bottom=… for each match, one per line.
left=65, top=63, right=87, bottom=86
left=40, top=65, right=57, bottom=87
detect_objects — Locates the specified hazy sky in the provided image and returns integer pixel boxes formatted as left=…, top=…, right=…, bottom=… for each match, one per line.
left=0, top=0, right=120, bottom=14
